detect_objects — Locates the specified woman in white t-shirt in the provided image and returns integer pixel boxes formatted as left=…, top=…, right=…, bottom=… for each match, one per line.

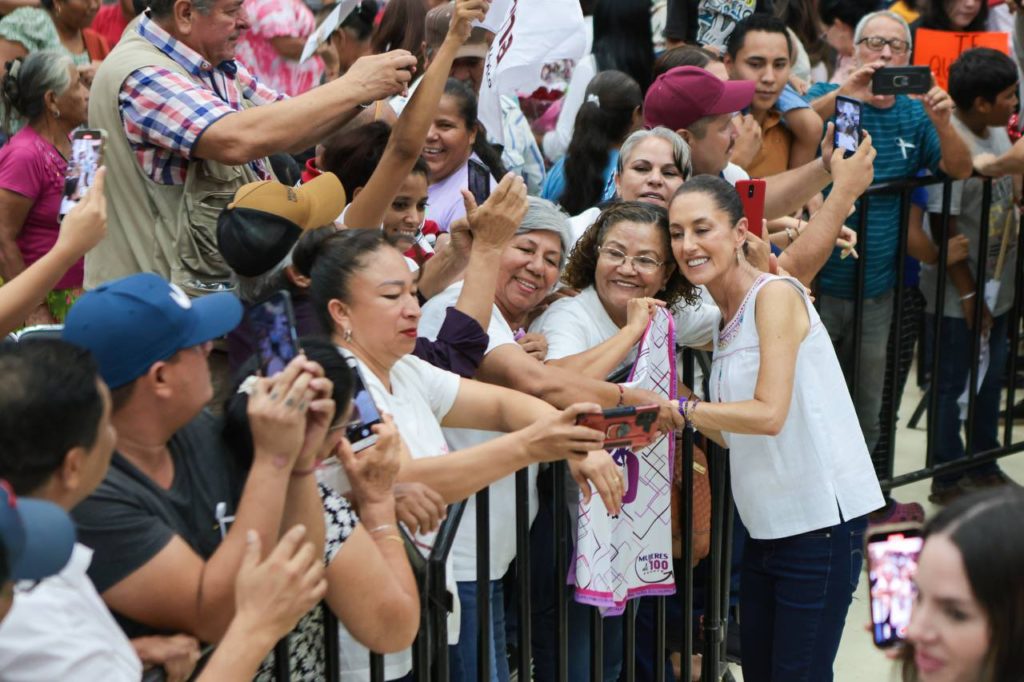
left=535, top=201, right=715, bottom=378
left=528, top=201, right=714, bottom=682
left=307, top=228, right=611, bottom=681
left=666, top=175, right=884, bottom=682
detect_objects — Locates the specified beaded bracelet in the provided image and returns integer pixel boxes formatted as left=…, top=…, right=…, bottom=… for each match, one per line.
left=677, top=394, right=701, bottom=430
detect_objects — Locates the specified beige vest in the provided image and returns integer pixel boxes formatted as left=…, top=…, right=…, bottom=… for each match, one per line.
left=86, top=21, right=270, bottom=294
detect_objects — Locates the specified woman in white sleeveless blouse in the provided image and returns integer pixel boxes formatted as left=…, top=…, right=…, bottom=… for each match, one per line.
left=666, top=175, right=884, bottom=682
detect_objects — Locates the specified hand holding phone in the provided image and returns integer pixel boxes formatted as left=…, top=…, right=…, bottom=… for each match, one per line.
left=60, top=129, right=106, bottom=218
left=867, top=523, right=924, bottom=649
left=834, top=96, right=862, bottom=158
left=872, top=66, right=931, bottom=96
left=345, top=358, right=385, bottom=452
left=735, top=179, right=766, bottom=238
left=246, top=291, right=301, bottom=377
left=575, top=405, right=660, bottom=451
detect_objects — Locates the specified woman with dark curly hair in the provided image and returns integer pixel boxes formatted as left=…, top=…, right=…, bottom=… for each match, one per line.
left=533, top=201, right=716, bottom=380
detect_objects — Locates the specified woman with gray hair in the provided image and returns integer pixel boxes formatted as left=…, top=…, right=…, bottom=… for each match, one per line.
left=0, top=50, right=90, bottom=326
left=567, top=126, right=692, bottom=246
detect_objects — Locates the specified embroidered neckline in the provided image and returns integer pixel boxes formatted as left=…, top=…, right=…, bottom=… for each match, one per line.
left=717, top=273, right=771, bottom=351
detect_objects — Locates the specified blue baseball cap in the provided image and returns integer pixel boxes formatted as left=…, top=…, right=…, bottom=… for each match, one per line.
left=0, top=481, right=75, bottom=582
left=63, top=273, right=243, bottom=389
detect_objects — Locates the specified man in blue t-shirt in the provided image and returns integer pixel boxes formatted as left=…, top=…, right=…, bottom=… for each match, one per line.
left=807, top=10, right=972, bottom=454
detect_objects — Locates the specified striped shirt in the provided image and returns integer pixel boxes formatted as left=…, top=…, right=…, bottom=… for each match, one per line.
left=808, top=82, right=942, bottom=299
left=119, top=15, right=284, bottom=185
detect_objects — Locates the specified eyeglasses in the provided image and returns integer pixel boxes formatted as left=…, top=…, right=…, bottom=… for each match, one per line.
left=856, top=36, right=911, bottom=54
left=597, top=246, right=665, bottom=273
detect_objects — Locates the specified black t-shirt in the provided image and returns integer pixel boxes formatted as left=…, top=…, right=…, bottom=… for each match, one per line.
left=72, top=410, right=245, bottom=639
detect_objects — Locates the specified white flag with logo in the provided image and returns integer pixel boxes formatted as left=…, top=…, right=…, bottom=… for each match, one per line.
left=478, top=0, right=586, bottom=146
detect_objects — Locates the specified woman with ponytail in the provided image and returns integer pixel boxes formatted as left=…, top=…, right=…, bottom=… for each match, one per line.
left=541, top=70, right=642, bottom=217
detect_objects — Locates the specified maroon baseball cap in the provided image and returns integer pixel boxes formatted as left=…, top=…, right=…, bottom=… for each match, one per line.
left=644, top=66, right=756, bottom=132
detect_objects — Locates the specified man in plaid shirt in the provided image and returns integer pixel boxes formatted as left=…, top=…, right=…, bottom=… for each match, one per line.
left=86, top=0, right=417, bottom=289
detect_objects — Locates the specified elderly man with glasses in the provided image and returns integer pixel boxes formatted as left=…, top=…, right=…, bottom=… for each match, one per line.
left=805, top=10, right=972, bottom=520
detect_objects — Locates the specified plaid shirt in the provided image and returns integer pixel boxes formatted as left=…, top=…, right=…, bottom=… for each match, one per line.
left=119, top=15, right=284, bottom=185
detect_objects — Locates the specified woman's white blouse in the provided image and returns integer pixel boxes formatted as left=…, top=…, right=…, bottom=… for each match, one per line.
left=709, top=275, right=884, bottom=540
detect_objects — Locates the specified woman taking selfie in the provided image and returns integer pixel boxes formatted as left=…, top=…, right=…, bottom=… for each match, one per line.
left=527, top=201, right=713, bottom=682
left=899, top=487, right=1024, bottom=682
left=666, top=162, right=883, bottom=680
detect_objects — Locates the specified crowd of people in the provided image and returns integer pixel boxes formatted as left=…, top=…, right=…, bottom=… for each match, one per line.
left=0, top=0, right=1023, bottom=680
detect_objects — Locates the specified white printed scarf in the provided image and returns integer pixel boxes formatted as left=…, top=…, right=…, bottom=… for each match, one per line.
left=571, top=308, right=677, bottom=616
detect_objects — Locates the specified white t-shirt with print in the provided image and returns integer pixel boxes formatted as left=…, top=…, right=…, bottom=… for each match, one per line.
left=418, top=281, right=540, bottom=582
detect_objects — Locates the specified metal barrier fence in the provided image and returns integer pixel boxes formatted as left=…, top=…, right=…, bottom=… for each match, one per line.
left=264, top=174, right=1024, bottom=682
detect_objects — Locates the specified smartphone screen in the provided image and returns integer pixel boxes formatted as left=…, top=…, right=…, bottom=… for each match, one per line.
left=346, top=360, right=383, bottom=451
left=834, top=96, right=862, bottom=157
left=467, top=159, right=492, bottom=206
left=60, top=129, right=105, bottom=218
left=246, top=291, right=300, bottom=377
left=735, top=180, right=766, bottom=237
left=867, top=526, right=924, bottom=648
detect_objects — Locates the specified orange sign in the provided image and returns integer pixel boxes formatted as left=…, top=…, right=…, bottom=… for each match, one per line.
left=913, top=28, right=1010, bottom=90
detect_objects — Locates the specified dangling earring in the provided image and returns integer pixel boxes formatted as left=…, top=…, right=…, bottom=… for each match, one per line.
left=343, top=328, right=353, bottom=342
left=735, top=246, right=742, bottom=264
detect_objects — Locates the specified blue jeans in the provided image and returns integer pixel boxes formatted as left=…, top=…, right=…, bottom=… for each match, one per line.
left=818, top=291, right=895, bottom=452
left=529, top=470, right=624, bottom=682
left=739, top=516, right=867, bottom=682
left=450, top=580, right=510, bottom=682
left=928, top=312, right=1008, bottom=487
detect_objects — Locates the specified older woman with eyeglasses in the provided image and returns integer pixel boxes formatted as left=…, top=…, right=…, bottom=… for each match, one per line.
left=527, top=201, right=715, bottom=682
left=534, top=202, right=714, bottom=380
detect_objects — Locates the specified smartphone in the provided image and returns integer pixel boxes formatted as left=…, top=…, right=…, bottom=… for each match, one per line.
left=575, top=405, right=660, bottom=451
left=866, top=523, right=924, bottom=649
left=59, top=128, right=106, bottom=218
left=346, top=359, right=384, bottom=452
left=834, top=95, right=862, bottom=158
left=872, top=66, right=931, bottom=96
left=246, top=290, right=301, bottom=377
left=467, top=158, right=492, bottom=206
left=735, top=179, right=766, bottom=238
